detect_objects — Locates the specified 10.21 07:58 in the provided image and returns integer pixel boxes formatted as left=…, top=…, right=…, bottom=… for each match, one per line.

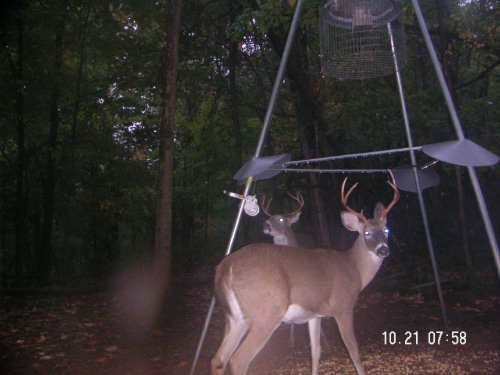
left=382, top=330, right=467, bottom=345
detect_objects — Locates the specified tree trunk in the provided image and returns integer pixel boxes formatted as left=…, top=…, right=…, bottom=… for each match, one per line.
left=12, top=1, right=26, bottom=283
left=71, top=0, right=91, bottom=145
left=39, top=14, right=65, bottom=286
left=267, top=22, right=334, bottom=247
left=228, top=0, right=242, bottom=171
left=154, top=0, right=182, bottom=300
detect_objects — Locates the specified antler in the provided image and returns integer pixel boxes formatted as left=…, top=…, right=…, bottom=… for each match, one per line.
left=260, top=194, right=273, bottom=217
left=341, top=177, right=368, bottom=223
left=260, top=191, right=304, bottom=217
left=285, top=191, right=304, bottom=215
left=380, top=170, right=400, bottom=220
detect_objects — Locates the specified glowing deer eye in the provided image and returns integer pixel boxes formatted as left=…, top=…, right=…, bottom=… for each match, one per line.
left=364, top=231, right=371, bottom=236
left=279, top=218, right=284, bottom=222
left=384, top=228, right=390, bottom=235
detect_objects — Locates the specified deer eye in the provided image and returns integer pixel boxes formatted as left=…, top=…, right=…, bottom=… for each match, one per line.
left=384, top=228, right=390, bottom=236
left=279, top=218, right=284, bottom=222
left=364, top=230, right=371, bottom=237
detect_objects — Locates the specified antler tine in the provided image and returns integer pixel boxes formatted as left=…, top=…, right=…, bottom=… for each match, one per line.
left=260, top=194, right=273, bottom=217
left=381, top=170, right=400, bottom=219
left=285, top=191, right=304, bottom=215
left=341, top=177, right=367, bottom=223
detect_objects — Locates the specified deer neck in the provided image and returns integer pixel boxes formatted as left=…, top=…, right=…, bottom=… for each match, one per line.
left=348, top=238, right=384, bottom=290
left=273, top=231, right=299, bottom=246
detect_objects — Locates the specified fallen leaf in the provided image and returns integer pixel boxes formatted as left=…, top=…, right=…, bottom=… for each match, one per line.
left=37, top=335, right=47, bottom=343
left=105, top=345, right=118, bottom=353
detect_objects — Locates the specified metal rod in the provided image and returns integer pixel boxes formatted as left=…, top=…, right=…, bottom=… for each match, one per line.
left=269, top=167, right=390, bottom=174
left=254, top=0, right=305, bottom=158
left=188, top=296, right=216, bottom=375
left=412, top=0, right=500, bottom=278
left=189, top=1, right=305, bottom=373
left=411, top=0, right=463, bottom=139
left=284, top=146, right=423, bottom=165
left=422, top=160, right=439, bottom=169
left=388, top=22, right=448, bottom=328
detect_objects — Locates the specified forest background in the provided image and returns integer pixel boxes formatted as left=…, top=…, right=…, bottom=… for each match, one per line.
left=1, top=0, right=498, bottom=293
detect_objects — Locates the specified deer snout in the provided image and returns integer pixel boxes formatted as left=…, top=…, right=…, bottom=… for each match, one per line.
left=375, top=245, right=390, bottom=258
left=262, top=221, right=271, bottom=234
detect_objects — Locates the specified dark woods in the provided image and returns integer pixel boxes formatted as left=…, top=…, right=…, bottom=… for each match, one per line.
left=0, top=0, right=498, bottom=290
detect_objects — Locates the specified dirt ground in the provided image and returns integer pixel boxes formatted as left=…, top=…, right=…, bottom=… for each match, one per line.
left=1, top=266, right=499, bottom=375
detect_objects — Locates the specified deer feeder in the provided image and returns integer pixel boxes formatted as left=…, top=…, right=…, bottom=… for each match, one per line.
left=320, top=0, right=407, bottom=79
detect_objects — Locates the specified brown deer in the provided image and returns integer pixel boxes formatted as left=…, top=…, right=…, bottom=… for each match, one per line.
left=211, top=173, right=399, bottom=375
left=261, top=191, right=309, bottom=247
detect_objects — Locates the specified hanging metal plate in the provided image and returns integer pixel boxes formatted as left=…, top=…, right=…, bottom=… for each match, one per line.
left=392, top=165, right=440, bottom=193
left=233, top=154, right=292, bottom=184
left=422, top=139, right=499, bottom=167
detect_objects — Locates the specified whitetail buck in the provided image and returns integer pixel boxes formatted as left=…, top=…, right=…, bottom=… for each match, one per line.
left=211, top=173, right=399, bottom=375
left=261, top=191, right=308, bottom=248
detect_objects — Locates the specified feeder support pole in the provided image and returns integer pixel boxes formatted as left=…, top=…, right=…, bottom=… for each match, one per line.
left=411, top=0, right=500, bottom=278
left=189, top=1, right=305, bottom=374
left=254, top=0, right=305, bottom=158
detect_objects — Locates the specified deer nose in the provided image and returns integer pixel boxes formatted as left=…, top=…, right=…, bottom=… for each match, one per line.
left=262, top=221, right=271, bottom=233
left=376, top=245, right=390, bottom=258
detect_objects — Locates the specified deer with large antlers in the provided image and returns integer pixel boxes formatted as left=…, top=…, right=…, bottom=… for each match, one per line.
left=211, top=172, right=399, bottom=375
left=261, top=191, right=312, bottom=248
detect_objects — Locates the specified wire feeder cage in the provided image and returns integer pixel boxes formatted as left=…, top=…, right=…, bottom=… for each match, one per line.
left=320, top=0, right=407, bottom=80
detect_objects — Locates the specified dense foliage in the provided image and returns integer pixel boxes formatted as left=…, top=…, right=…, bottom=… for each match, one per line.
left=1, top=0, right=498, bottom=287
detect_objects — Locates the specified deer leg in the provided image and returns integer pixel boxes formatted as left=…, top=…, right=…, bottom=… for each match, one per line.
left=229, top=318, right=282, bottom=375
left=320, top=326, right=331, bottom=353
left=211, top=316, right=248, bottom=375
left=308, top=317, right=322, bottom=375
left=335, top=312, right=365, bottom=375
left=288, top=324, right=295, bottom=348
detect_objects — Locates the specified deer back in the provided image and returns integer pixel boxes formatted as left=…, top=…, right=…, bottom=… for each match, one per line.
left=215, top=243, right=363, bottom=317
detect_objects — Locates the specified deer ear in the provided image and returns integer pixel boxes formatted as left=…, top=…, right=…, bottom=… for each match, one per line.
left=341, top=211, right=362, bottom=232
left=289, top=211, right=301, bottom=224
left=374, top=203, right=386, bottom=223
